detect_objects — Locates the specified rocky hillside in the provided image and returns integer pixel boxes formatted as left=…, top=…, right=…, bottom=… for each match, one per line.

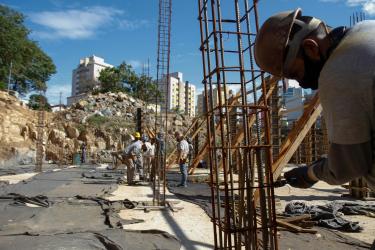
left=0, top=90, right=194, bottom=167
left=0, top=91, right=39, bottom=166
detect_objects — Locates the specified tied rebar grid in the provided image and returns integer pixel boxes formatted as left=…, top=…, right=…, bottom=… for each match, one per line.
left=35, top=92, right=45, bottom=172
left=198, top=0, right=278, bottom=249
left=154, top=0, right=172, bottom=206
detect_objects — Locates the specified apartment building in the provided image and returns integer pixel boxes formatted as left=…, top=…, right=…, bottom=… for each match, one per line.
left=67, top=55, right=113, bottom=105
left=158, top=72, right=196, bottom=117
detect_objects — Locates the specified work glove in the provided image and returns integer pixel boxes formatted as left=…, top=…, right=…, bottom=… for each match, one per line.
left=284, top=166, right=317, bottom=189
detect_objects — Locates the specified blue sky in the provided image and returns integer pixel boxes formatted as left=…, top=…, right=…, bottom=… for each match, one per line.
left=1, top=0, right=374, bottom=104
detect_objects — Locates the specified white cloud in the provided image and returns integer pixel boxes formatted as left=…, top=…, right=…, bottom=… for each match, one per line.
left=118, top=19, right=149, bottom=30
left=319, top=0, right=340, bottom=2
left=346, top=0, right=367, bottom=7
left=128, top=60, right=142, bottom=69
left=363, top=1, right=375, bottom=14
left=30, top=6, right=148, bottom=40
left=346, top=0, right=375, bottom=16
left=319, top=0, right=375, bottom=16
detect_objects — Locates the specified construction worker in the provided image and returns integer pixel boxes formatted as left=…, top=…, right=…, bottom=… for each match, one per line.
left=80, top=142, right=87, bottom=164
left=142, top=134, right=155, bottom=181
left=175, top=131, right=189, bottom=187
left=186, top=137, right=194, bottom=168
left=123, top=132, right=144, bottom=184
left=254, top=9, right=375, bottom=191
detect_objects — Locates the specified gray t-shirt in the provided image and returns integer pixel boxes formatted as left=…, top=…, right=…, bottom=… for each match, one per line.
left=317, top=21, right=375, bottom=190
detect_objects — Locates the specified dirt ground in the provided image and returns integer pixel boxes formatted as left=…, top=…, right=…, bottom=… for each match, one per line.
left=108, top=175, right=215, bottom=250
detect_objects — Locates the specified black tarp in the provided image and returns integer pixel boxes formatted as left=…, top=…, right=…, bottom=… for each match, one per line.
left=0, top=165, right=180, bottom=249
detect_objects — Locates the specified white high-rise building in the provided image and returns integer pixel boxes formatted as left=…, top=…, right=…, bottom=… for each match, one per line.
left=283, top=87, right=304, bottom=122
left=158, top=72, right=196, bottom=117
left=71, top=55, right=113, bottom=96
left=67, top=55, right=113, bottom=105
left=185, top=81, right=196, bottom=117
left=196, top=87, right=231, bottom=115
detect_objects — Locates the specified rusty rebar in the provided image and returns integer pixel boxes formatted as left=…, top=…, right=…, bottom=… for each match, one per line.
left=198, top=0, right=278, bottom=249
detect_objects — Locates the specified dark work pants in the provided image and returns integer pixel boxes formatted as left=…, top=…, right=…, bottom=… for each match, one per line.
left=179, top=163, right=188, bottom=186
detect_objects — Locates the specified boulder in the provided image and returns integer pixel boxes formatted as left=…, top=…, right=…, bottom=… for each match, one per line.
left=20, top=125, right=29, bottom=140
left=95, top=140, right=107, bottom=150
left=48, top=129, right=66, bottom=145
left=101, top=108, right=112, bottom=116
left=128, top=97, right=136, bottom=104
left=78, top=130, right=89, bottom=142
left=75, top=100, right=88, bottom=110
left=64, top=125, right=79, bottom=139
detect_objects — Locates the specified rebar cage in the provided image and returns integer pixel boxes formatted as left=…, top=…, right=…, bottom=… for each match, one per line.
left=198, top=0, right=278, bottom=249
left=154, top=0, right=172, bottom=206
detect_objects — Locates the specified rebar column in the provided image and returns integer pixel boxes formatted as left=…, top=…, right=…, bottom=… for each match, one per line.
left=35, top=93, right=45, bottom=172
left=198, top=0, right=278, bottom=248
left=154, top=0, right=172, bottom=206
left=269, top=79, right=281, bottom=162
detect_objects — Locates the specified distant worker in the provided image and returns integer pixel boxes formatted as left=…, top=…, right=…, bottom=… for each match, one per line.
left=154, top=131, right=166, bottom=180
left=80, top=142, right=87, bottom=164
left=254, top=9, right=375, bottom=191
left=186, top=137, right=194, bottom=168
left=123, top=132, right=144, bottom=185
left=175, top=131, right=189, bottom=187
left=142, top=134, right=155, bottom=181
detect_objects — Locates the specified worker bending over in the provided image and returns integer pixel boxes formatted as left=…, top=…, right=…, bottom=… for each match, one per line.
left=123, top=132, right=144, bottom=185
left=254, top=9, right=375, bottom=191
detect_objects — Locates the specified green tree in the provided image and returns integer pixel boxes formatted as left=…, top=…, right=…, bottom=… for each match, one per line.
left=28, top=94, right=51, bottom=111
left=98, top=62, right=161, bottom=104
left=0, top=5, right=56, bottom=94
left=98, top=62, right=137, bottom=93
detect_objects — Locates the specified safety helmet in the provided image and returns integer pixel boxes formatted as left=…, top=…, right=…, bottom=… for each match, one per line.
left=134, top=132, right=141, bottom=139
left=254, top=8, right=322, bottom=77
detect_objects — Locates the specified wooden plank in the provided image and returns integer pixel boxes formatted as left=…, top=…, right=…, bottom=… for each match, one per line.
left=282, top=214, right=311, bottom=223
left=189, top=76, right=281, bottom=174
left=272, top=94, right=322, bottom=181
left=216, top=79, right=277, bottom=172
left=277, top=219, right=317, bottom=234
left=254, top=93, right=322, bottom=203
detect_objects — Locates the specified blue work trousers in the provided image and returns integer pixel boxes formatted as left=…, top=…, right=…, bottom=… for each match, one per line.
left=179, top=163, right=188, bottom=186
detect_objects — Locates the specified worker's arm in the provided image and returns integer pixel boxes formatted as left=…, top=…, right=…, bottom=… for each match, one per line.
left=285, top=141, right=372, bottom=188
left=311, top=141, right=372, bottom=185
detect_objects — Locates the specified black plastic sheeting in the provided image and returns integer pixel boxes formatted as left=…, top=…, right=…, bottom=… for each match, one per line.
left=0, top=166, right=124, bottom=198
left=0, top=165, right=181, bottom=249
left=279, top=228, right=371, bottom=250
left=284, top=201, right=375, bottom=232
left=0, top=229, right=180, bottom=250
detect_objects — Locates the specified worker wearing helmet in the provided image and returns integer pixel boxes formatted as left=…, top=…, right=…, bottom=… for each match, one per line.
left=254, top=9, right=375, bottom=191
left=123, top=131, right=144, bottom=184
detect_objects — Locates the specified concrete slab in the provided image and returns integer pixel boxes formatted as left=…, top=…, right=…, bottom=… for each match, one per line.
left=109, top=181, right=215, bottom=250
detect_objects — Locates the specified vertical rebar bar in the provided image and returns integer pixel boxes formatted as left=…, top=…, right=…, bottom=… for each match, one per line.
left=154, top=0, right=172, bottom=206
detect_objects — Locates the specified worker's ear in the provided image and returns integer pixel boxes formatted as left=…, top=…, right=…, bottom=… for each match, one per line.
left=301, top=39, right=320, bottom=61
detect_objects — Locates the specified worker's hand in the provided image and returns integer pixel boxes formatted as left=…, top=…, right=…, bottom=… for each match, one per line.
left=284, top=166, right=317, bottom=189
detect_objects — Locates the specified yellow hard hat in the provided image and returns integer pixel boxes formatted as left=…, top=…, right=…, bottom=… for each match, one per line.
left=134, top=132, right=141, bottom=138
